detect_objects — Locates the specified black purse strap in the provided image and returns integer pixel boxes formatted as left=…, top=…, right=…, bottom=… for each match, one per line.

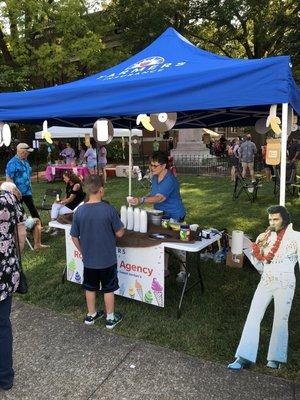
left=14, top=221, right=23, bottom=270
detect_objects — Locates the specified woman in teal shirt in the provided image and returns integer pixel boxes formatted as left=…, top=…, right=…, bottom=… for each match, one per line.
left=130, top=152, right=185, bottom=221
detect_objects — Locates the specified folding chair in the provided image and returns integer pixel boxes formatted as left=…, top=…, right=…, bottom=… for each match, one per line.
left=233, top=169, right=261, bottom=203
left=291, top=175, right=300, bottom=197
left=37, top=188, right=62, bottom=211
left=26, top=237, right=34, bottom=251
left=131, top=166, right=151, bottom=190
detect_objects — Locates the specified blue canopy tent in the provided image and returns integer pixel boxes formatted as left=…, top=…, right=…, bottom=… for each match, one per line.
left=0, top=27, right=300, bottom=203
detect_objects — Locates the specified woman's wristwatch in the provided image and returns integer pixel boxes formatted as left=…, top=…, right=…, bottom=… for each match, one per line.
left=139, top=196, right=146, bottom=204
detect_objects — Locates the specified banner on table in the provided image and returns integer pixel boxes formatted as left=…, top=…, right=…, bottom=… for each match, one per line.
left=65, top=229, right=165, bottom=307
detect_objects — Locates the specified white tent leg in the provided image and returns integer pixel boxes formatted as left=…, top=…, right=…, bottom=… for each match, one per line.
left=128, top=128, right=132, bottom=196
left=279, top=103, right=288, bottom=206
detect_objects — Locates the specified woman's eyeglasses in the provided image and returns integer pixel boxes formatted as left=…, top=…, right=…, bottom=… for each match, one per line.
left=150, top=163, right=162, bottom=168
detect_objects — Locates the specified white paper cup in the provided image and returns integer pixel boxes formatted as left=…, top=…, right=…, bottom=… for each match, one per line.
left=190, top=224, right=199, bottom=231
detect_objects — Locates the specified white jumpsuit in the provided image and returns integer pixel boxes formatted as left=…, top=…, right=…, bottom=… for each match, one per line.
left=235, top=223, right=300, bottom=363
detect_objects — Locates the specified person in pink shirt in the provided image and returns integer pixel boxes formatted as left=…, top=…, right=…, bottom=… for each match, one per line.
left=97, top=145, right=107, bottom=183
left=84, top=139, right=97, bottom=175
left=60, top=143, right=75, bottom=165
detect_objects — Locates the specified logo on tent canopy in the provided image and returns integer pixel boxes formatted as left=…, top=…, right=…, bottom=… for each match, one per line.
left=124, top=57, right=164, bottom=71
left=96, top=56, right=186, bottom=81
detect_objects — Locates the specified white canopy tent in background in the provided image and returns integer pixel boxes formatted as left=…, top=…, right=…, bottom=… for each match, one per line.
left=35, top=126, right=142, bottom=139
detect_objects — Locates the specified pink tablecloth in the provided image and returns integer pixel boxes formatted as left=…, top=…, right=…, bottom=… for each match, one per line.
left=44, top=165, right=90, bottom=182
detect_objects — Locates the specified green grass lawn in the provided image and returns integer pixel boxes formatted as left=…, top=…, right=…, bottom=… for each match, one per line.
left=19, top=175, right=300, bottom=380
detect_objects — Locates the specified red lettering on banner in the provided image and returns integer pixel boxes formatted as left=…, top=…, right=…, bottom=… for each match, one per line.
left=119, top=260, right=153, bottom=277
left=74, top=250, right=82, bottom=259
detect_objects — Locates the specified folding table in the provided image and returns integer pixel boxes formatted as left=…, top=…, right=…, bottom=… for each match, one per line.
left=49, top=220, right=221, bottom=318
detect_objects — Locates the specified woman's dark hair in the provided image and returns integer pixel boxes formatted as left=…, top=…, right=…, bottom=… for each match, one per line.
left=63, top=171, right=81, bottom=184
left=267, top=205, right=291, bottom=227
left=151, top=151, right=168, bottom=165
left=90, top=138, right=96, bottom=148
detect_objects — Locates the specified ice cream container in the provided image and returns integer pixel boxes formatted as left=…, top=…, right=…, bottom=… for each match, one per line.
left=127, top=206, right=134, bottom=230
left=161, top=218, right=170, bottom=229
left=120, top=205, right=127, bottom=227
left=180, top=224, right=191, bottom=241
left=139, top=210, right=148, bottom=233
left=133, top=207, right=140, bottom=232
left=190, top=224, right=199, bottom=231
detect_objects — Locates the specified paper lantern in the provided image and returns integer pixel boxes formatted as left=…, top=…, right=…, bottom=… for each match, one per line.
left=92, top=119, right=114, bottom=144
left=0, top=123, right=12, bottom=147
left=266, top=139, right=281, bottom=165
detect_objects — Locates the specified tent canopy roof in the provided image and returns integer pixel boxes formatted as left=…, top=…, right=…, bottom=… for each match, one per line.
left=0, top=27, right=299, bottom=128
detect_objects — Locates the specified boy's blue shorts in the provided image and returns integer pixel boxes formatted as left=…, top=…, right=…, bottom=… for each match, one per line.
left=83, top=264, right=119, bottom=293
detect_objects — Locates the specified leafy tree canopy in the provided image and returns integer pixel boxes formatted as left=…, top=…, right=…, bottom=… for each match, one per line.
left=0, top=0, right=299, bottom=91
left=108, top=0, right=300, bottom=82
left=0, top=0, right=125, bottom=90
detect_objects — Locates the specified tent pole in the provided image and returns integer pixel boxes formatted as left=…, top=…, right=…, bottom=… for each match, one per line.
left=129, top=126, right=132, bottom=196
left=279, top=103, right=288, bottom=206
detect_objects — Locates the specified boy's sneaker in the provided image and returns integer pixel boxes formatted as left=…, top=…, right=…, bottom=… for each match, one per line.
left=106, top=312, right=123, bottom=329
left=266, top=360, right=281, bottom=369
left=84, top=310, right=104, bottom=325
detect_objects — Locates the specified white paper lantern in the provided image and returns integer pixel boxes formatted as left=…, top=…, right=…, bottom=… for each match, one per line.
left=3, top=124, right=11, bottom=146
left=92, top=119, right=114, bottom=144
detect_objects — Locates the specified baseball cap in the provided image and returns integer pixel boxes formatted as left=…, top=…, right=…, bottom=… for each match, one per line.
left=17, top=143, right=34, bottom=152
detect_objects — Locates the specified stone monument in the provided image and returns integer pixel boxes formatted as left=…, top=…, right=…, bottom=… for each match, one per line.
left=171, top=128, right=211, bottom=159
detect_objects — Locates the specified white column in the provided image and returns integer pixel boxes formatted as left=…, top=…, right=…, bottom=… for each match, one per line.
left=128, top=128, right=132, bottom=196
left=279, top=103, right=288, bottom=206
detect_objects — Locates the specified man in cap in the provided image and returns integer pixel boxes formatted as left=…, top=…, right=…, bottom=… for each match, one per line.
left=5, top=143, right=40, bottom=220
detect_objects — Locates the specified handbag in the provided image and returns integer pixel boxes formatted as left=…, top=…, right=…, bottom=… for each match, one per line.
left=16, top=269, right=28, bottom=294
left=13, top=202, right=28, bottom=294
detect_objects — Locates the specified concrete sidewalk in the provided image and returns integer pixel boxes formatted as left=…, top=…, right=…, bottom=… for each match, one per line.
left=0, top=300, right=298, bottom=400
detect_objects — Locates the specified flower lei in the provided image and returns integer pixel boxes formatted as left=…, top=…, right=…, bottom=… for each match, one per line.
left=252, top=228, right=286, bottom=263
